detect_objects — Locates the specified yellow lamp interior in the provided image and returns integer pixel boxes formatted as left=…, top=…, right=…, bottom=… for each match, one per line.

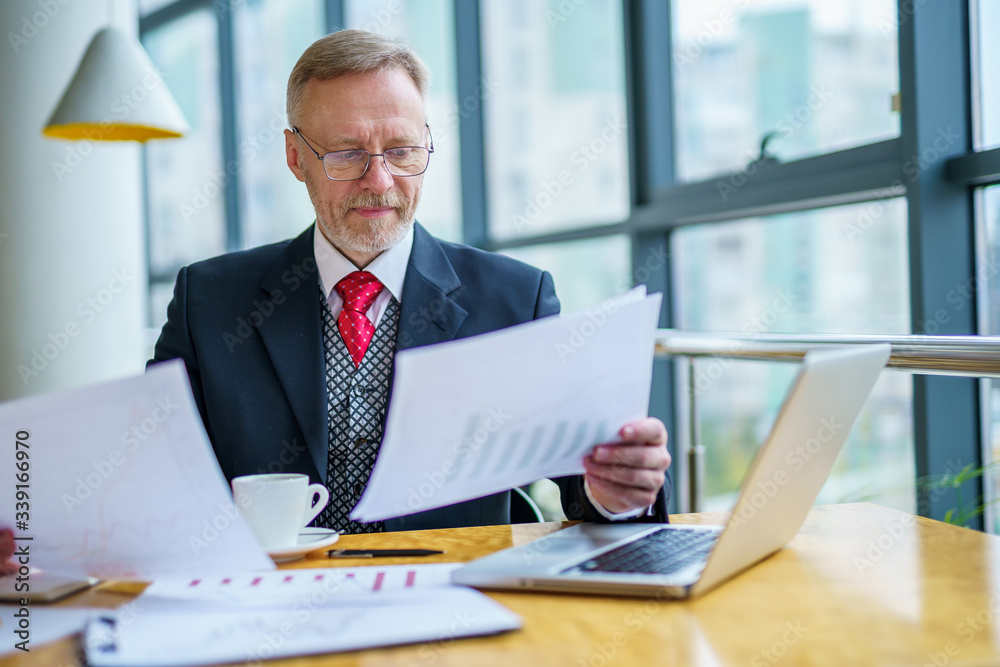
left=43, top=123, right=184, bottom=142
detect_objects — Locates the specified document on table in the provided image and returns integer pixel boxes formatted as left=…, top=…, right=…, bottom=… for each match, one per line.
left=138, top=563, right=461, bottom=606
left=352, top=288, right=662, bottom=522
left=0, top=361, right=274, bottom=579
left=84, top=564, right=520, bottom=666
left=84, top=588, right=519, bottom=666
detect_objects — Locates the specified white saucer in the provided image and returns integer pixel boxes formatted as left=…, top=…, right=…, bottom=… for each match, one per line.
left=267, top=528, right=341, bottom=563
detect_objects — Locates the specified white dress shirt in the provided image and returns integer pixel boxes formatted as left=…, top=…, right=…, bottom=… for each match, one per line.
left=313, top=223, right=413, bottom=319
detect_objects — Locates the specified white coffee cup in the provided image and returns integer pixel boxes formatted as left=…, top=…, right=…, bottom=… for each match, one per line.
left=231, top=474, right=329, bottom=550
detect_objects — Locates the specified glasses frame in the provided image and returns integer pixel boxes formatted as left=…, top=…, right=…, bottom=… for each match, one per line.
left=292, top=125, right=434, bottom=181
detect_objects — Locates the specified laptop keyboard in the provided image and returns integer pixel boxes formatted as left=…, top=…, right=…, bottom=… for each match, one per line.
left=569, top=528, right=719, bottom=576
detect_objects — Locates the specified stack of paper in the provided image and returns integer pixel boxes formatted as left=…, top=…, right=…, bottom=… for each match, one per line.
left=83, top=564, right=520, bottom=666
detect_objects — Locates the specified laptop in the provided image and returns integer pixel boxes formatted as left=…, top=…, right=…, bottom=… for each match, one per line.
left=452, top=344, right=891, bottom=598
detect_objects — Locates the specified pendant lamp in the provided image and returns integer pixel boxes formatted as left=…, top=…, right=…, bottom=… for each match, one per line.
left=43, top=25, right=188, bottom=142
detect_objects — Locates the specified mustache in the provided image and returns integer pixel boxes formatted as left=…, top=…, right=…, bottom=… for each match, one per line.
left=341, top=192, right=406, bottom=210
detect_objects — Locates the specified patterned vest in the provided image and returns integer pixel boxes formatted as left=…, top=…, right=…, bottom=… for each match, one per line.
left=314, top=287, right=399, bottom=534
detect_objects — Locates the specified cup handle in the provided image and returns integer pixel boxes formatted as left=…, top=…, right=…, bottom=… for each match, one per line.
left=303, top=484, right=330, bottom=527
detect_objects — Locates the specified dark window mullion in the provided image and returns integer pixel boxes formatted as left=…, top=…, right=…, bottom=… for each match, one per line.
left=947, top=146, right=1000, bottom=187
left=631, top=139, right=904, bottom=230
left=624, top=0, right=676, bottom=204
left=139, top=0, right=209, bottom=32
left=898, top=0, right=981, bottom=525
left=326, top=0, right=344, bottom=32
left=216, top=4, right=241, bottom=251
left=455, top=0, right=488, bottom=248
left=485, top=222, right=628, bottom=253
left=625, top=0, right=678, bottom=512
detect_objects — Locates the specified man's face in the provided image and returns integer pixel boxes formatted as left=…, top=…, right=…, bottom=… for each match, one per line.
left=284, top=68, right=427, bottom=262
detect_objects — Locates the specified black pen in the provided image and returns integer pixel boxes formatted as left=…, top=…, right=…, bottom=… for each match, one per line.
left=327, top=549, right=445, bottom=558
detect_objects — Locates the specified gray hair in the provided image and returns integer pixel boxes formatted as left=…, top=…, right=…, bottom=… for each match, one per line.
left=286, top=29, right=430, bottom=128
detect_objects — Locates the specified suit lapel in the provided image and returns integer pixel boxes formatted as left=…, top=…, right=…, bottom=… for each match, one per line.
left=397, top=223, right=469, bottom=350
left=257, top=226, right=329, bottom=481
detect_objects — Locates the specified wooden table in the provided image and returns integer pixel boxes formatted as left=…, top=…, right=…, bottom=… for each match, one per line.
left=10, top=503, right=1000, bottom=666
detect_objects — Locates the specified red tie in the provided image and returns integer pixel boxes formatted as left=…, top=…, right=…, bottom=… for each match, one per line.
left=334, top=271, right=384, bottom=368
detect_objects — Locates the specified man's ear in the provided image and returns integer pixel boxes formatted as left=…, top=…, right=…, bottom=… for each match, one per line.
left=285, top=129, right=306, bottom=182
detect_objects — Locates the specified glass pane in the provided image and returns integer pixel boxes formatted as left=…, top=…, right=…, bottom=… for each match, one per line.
left=673, top=200, right=914, bottom=513
left=979, top=185, right=1000, bottom=531
left=691, top=361, right=914, bottom=512
left=672, top=0, right=900, bottom=182
left=482, top=0, right=630, bottom=240
left=987, top=379, right=1000, bottom=532
left=500, top=236, right=632, bottom=315
left=143, top=10, right=226, bottom=285
left=346, top=0, right=462, bottom=243
left=976, top=0, right=1000, bottom=150
left=235, top=0, right=325, bottom=248
left=148, top=280, right=176, bottom=336
left=982, top=186, right=1000, bottom=347
left=674, top=200, right=910, bottom=334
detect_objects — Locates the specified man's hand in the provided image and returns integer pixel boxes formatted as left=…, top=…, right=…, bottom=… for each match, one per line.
left=583, top=417, right=671, bottom=514
left=0, top=527, right=17, bottom=576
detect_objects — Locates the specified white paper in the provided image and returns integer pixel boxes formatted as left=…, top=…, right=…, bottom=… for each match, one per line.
left=138, top=563, right=461, bottom=606
left=352, top=289, right=662, bottom=522
left=0, top=361, right=274, bottom=579
left=84, top=587, right=520, bottom=666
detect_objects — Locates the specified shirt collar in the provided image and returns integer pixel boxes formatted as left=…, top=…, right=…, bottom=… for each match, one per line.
left=313, top=223, right=414, bottom=303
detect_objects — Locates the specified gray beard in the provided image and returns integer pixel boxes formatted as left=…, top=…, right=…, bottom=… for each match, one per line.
left=304, top=172, right=419, bottom=256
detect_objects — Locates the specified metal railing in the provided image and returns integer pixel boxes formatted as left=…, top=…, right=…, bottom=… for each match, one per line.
left=655, top=330, right=1000, bottom=378
left=653, top=330, right=1000, bottom=512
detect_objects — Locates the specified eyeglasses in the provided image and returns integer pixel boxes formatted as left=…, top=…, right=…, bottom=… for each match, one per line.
left=293, top=125, right=434, bottom=181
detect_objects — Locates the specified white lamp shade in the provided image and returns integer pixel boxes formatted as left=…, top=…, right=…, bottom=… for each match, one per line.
left=43, top=26, right=189, bottom=142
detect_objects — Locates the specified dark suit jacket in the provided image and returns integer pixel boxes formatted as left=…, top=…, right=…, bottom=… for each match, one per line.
left=150, top=223, right=670, bottom=530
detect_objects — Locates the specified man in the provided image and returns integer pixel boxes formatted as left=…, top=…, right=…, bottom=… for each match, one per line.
left=151, top=29, right=671, bottom=533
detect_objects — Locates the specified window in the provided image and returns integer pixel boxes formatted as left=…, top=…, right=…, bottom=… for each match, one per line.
left=142, top=1, right=336, bottom=333
left=234, top=0, right=325, bottom=248
left=673, top=201, right=910, bottom=335
left=972, top=2, right=1000, bottom=532
left=138, top=1, right=997, bottom=529
left=671, top=0, right=900, bottom=182
left=500, top=236, right=632, bottom=314
left=481, top=0, right=630, bottom=240
left=346, top=0, right=462, bottom=242
left=143, top=9, right=225, bottom=328
left=977, top=186, right=1000, bottom=531
left=672, top=200, right=914, bottom=511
